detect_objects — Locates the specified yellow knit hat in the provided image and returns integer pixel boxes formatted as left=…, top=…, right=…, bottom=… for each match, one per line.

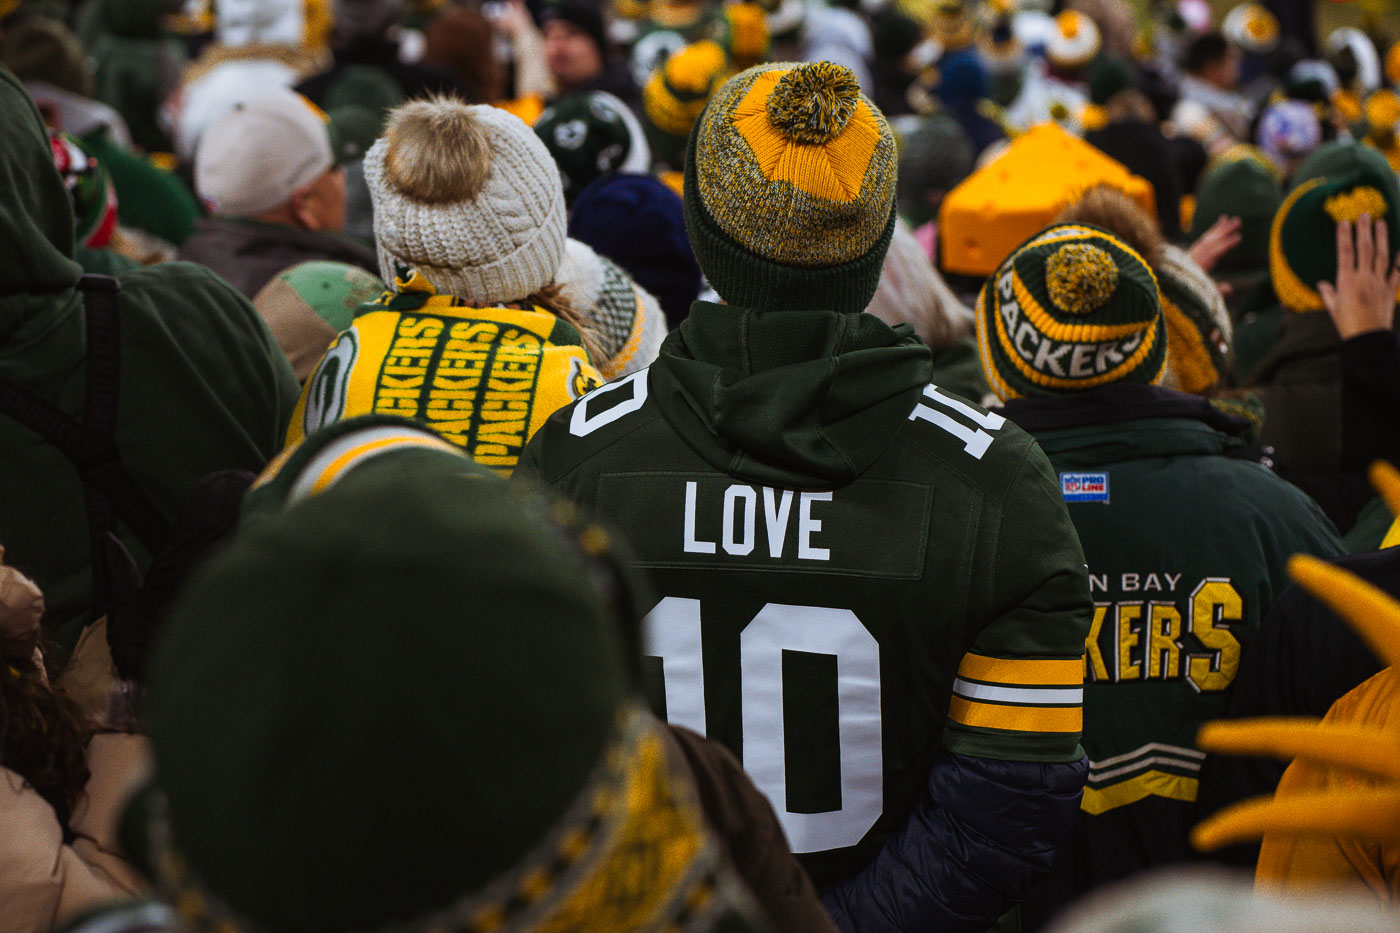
left=684, top=61, right=898, bottom=312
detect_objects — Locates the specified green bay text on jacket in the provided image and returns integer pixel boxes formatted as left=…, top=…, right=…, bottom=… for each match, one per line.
left=1002, top=384, right=1344, bottom=924
left=516, top=302, right=1092, bottom=910
left=0, top=70, right=300, bottom=650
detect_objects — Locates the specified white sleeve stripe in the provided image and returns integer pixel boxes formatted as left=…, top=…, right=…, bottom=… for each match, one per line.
left=952, top=678, right=1084, bottom=706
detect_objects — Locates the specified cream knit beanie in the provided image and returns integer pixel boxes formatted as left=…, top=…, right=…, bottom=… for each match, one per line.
left=364, top=97, right=567, bottom=305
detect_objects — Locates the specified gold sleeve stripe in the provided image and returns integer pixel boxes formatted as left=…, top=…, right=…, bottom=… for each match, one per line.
left=948, top=696, right=1083, bottom=733
left=956, top=654, right=1083, bottom=687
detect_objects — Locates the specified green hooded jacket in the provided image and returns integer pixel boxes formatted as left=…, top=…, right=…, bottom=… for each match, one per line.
left=518, top=302, right=1092, bottom=889
left=0, top=70, right=299, bottom=650
left=1002, top=384, right=1344, bottom=923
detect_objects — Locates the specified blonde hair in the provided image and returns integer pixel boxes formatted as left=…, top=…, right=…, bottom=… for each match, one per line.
left=383, top=96, right=494, bottom=204
left=865, top=219, right=974, bottom=351
left=1054, top=184, right=1166, bottom=268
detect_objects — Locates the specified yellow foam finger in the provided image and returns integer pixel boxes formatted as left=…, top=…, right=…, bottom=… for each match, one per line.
left=1370, top=460, right=1400, bottom=518
left=1197, top=719, right=1400, bottom=781
left=1192, top=790, right=1400, bottom=851
left=1288, top=554, right=1400, bottom=668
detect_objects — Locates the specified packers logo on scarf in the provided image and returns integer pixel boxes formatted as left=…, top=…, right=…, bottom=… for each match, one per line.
left=289, top=272, right=602, bottom=474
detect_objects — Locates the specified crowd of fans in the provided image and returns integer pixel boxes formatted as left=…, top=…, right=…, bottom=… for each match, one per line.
left=5, top=0, right=1400, bottom=931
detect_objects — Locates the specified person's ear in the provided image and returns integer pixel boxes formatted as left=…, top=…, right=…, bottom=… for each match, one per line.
left=289, top=186, right=318, bottom=230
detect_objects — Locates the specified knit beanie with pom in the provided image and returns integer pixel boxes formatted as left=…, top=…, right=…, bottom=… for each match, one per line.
left=685, top=60, right=898, bottom=314
left=643, top=40, right=732, bottom=169
left=363, top=97, right=566, bottom=305
left=976, top=223, right=1166, bottom=400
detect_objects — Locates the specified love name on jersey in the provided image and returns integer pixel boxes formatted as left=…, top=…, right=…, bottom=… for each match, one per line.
left=1085, top=572, right=1243, bottom=693
left=683, top=482, right=832, bottom=560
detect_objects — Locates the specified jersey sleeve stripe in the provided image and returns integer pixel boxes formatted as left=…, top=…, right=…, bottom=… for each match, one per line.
left=952, top=678, right=1083, bottom=705
left=956, top=653, right=1084, bottom=687
left=948, top=696, right=1082, bottom=733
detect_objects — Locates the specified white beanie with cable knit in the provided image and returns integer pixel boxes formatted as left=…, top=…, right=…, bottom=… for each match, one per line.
left=363, top=97, right=566, bottom=305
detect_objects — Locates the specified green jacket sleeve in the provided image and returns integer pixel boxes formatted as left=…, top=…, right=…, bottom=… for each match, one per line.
left=943, top=443, right=1093, bottom=763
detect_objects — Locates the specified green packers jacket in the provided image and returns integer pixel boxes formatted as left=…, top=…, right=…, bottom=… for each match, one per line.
left=0, top=70, right=299, bottom=651
left=517, top=302, right=1093, bottom=931
left=1001, top=384, right=1345, bottom=926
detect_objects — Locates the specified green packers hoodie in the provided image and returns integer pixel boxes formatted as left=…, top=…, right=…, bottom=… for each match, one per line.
left=519, top=302, right=1092, bottom=897
left=0, top=70, right=299, bottom=650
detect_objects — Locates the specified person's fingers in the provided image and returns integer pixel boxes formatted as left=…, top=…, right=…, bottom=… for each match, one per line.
left=1388, top=263, right=1400, bottom=302
left=1319, top=280, right=1338, bottom=314
left=1216, top=280, right=1235, bottom=298
left=1338, top=219, right=1355, bottom=276
left=1357, top=213, right=1375, bottom=276
left=1376, top=219, right=1391, bottom=279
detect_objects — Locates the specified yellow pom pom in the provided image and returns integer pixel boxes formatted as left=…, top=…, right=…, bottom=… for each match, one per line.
left=1324, top=186, right=1389, bottom=225
left=724, top=2, right=771, bottom=65
left=664, top=40, right=729, bottom=95
left=766, top=61, right=861, bottom=145
left=1367, top=90, right=1400, bottom=131
left=1045, top=243, right=1119, bottom=314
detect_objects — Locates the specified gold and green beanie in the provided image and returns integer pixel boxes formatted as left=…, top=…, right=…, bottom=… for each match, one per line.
left=683, top=60, right=898, bottom=314
left=138, top=416, right=766, bottom=933
left=976, top=224, right=1167, bottom=400
left=642, top=39, right=732, bottom=168
left=1270, top=141, right=1400, bottom=312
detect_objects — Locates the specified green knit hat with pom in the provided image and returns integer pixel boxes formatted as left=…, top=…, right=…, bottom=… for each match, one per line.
left=1269, top=141, right=1400, bottom=312
left=684, top=60, right=898, bottom=313
left=976, top=223, right=1167, bottom=400
left=139, top=416, right=764, bottom=933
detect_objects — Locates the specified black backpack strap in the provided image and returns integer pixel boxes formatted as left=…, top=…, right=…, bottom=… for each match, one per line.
left=0, top=274, right=169, bottom=616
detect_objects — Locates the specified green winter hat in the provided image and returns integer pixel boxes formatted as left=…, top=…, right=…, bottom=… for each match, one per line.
left=250, top=261, right=386, bottom=381
left=1157, top=245, right=1233, bottom=395
left=896, top=112, right=974, bottom=227
left=141, top=416, right=754, bottom=933
left=1269, top=141, right=1400, bottom=312
left=325, top=104, right=384, bottom=165
left=684, top=60, right=898, bottom=313
left=534, top=91, right=650, bottom=203
left=1191, top=156, right=1281, bottom=276
left=976, top=223, right=1166, bottom=400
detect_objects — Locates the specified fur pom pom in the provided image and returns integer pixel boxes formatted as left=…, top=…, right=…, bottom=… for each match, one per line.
left=383, top=96, right=493, bottom=204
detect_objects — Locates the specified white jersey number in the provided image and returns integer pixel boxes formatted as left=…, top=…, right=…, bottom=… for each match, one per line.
left=644, top=597, right=883, bottom=853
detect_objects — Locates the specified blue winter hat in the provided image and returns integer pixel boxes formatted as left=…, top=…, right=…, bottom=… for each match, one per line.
left=568, top=172, right=701, bottom=327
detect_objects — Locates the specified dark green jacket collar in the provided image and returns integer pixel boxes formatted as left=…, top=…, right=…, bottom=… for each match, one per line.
left=649, top=301, right=933, bottom=488
left=1002, top=384, right=1252, bottom=466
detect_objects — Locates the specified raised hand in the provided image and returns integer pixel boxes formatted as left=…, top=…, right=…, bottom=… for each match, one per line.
left=1318, top=215, right=1400, bottom=339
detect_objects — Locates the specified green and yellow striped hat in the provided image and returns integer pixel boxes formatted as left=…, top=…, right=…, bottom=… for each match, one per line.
left=683, top=60, right=898, bottom=313
left=1269, top=142, right=1400, bottom=312
left=976, top=224, right=1167, bottom=400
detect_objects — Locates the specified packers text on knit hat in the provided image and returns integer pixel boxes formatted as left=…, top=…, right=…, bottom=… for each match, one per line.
left=195, top=88, right=335, bottom=218
left=363, top=96, right=566, bottom=305
left=684, top=60, right=898, bottom=313
left=1270, top=141, right=1400, bottom=312
left=977, top=223, right=1167, bottom=400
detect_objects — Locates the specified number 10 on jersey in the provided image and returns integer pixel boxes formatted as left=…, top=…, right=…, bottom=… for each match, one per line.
left=645, top=597, right=884, bottom=854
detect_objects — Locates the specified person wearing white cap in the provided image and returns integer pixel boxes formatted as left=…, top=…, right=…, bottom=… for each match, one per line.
left=178, top=87, right=378, bottom=297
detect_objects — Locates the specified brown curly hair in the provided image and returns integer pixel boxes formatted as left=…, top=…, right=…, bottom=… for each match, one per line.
left=0, top=631, right=90, bottom=828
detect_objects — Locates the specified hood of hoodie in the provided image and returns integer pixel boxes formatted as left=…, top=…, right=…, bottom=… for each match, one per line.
left=648, top=302, right=933, bottom=488
left=0, top=69, right=84, bottom=345
left=1002, top=384, right=1251, bottom=468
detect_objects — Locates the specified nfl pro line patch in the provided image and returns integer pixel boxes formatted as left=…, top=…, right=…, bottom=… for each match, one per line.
left=1061, top=471, right=1109, bottom=503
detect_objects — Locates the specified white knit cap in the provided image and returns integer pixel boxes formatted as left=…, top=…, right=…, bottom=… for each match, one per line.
left=364, top=101, right=567, bottom=305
